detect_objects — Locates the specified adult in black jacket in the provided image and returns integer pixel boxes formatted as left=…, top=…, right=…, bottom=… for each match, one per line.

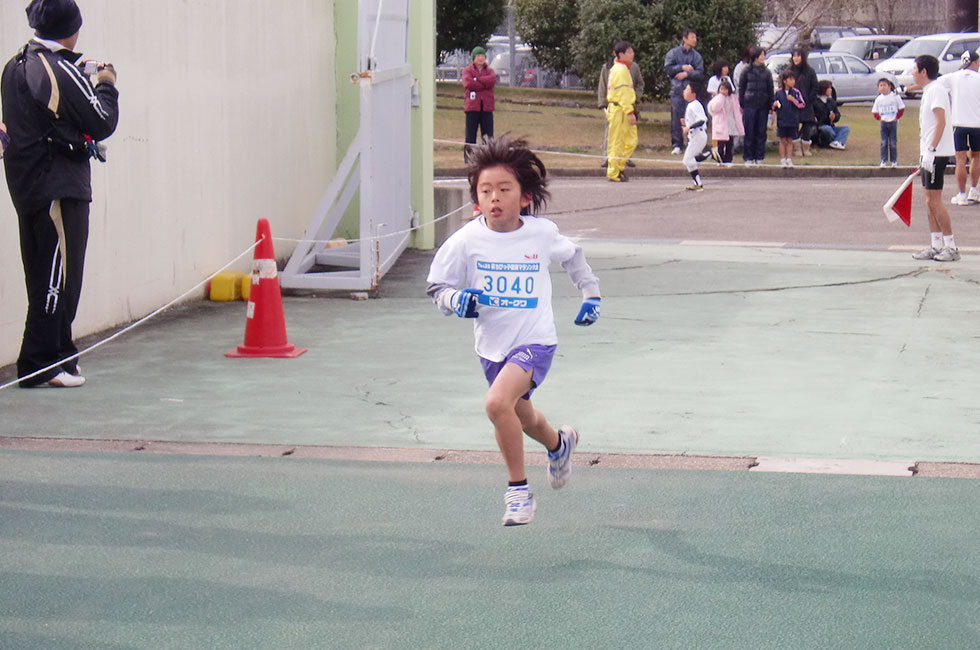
left=738, top=46, right=773, bottom=165
left=1, top=0, right=119, bottom=388
left=813, top=80, right=850, bottom=149
left=789, top=48, right=819, bottom=157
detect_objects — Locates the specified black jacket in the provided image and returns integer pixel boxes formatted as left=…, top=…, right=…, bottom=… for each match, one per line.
left=1, top=41, right=119, bottom=212
left=790, top=65, right=818, bottom=123
left=813, top=95, right=840, bottom=127
left=738, top=63, right=774, bottom=111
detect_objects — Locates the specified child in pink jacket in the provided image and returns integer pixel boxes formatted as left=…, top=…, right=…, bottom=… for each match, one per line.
left=707, top=80, right=744, bottom=166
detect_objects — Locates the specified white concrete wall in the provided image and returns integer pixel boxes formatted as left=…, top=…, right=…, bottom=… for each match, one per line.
left=0, top=0, right=336, bottom=365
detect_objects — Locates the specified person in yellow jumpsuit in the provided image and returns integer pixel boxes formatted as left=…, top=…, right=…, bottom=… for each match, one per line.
left=606, top=41, right=638, bottom=182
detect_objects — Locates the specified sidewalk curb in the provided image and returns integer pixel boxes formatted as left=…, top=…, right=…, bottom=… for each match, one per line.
left=3, top=437, right=978, bottom=479
left=437, top=166, right=926, bottom=179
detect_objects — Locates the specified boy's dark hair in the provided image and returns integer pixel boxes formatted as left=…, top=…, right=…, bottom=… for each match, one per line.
left=683, top=80, right=700, bottom=95
left=681, top=28, right=696, bottom=39
left=467, top=136, right=550, bottom=215
left=779, top=70, right=796, bottom=85
left=613, top=40, right=632, bottom=57
left=748, top=45, right=764, bottom=63
left=712, top=59, right=729, bottom=78
left=818, top=79, right=833, bottom=94
left=719, top=79, right=733, bottom=93
left=878, top=77, right=896, bottom=92
left=914, top=54, right=939, bottom=80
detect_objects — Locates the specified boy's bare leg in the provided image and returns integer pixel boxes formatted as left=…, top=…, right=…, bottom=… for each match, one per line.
left=971, top=152, right=980, bottom=188
left=485, top=363, right=535, bottom=482
left=485, top=363, right=559, bottom=482
left=515, top=394, right=559, bottom=451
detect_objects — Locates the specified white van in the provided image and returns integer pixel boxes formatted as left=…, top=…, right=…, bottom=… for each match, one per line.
left=876, top=32, right=980, bottom=96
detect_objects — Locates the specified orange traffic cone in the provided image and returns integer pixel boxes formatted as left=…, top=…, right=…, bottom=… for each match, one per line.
left=226, top=218, right=307, bottom=358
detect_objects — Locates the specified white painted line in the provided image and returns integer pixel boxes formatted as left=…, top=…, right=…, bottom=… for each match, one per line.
left=681, top=240, right=787, bottom=248
left=751, top=456, right=914, bottom=477
left=889, top=244, right=980, bottom=253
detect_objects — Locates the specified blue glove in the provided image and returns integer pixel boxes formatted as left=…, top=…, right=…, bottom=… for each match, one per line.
left=574, top=297, right=600, bottom=326
left=453, top=288, right=483, bottom=318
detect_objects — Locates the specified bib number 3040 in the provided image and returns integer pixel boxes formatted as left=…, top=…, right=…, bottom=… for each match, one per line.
left=483, top=274, right=534, bottom=295
left=478, top=274, right=538, bottom=309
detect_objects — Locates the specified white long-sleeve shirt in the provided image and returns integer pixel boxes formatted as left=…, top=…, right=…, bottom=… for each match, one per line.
left=426, top=216, right=600, bottom=361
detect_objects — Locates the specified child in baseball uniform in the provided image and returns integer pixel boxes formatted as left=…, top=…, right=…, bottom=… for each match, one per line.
left=426, top=136, right=601, bottom=527
left=681, top=81, right=719, bottom=190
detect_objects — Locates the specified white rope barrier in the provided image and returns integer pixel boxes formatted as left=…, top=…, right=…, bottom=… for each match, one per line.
left=0, top=240, right=260, bottom=392
left=1, top=200, right=474, bottom=391
left=271, top=202, right=471, bottom=245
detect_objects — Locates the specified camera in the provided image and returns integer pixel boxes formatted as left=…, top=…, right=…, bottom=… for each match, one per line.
left=82, top=60, right=112, bottom=76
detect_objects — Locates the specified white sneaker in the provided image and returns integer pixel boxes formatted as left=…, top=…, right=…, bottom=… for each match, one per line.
left=968, top=188, right=980, bottom=203
left=547, top=426, right=579, bottom=489
left=829, top=141, right=846, bottom=150
left=502, top=486, right=536, bottom=526
left=951, top=193, right=969, bottom=206
left=786, top=158, right=794, bottom=168
left=46, top=371, right=85, bottom=388
left=671, top=147, right=682, bottom=155
left=744, top=160, right=754, bottom=167
left=934, top=246, right=961, bottom=262
left=912, top=246, right=940, bottom=260
left=880, top=162, right=888, bottom=168
left=891, top=162, right=899, bottom=167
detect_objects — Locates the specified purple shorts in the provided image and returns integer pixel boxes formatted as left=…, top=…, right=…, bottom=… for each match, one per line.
left=480, top=344, right=557, bottom=400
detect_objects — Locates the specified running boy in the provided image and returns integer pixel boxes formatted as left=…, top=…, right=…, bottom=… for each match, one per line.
left=426, top=136, right=601, bottom=526
left=681, top=81, right=719, bottom=190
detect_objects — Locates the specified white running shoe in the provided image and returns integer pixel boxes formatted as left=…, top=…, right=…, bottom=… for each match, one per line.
left=502, top=486, right=536, bottom=526
left=829, top=141, right=846, bottom=150
left=891, top=162, right=899, bottom=167
left=45, top=372, right=85, bottom=388
left=671, top=146, right=682, bottom=155
left=934, top=246, right=961, bottom=262
left=968, top=188, right=980, bottom=203
left=880, top=162, right=888, bottom=168
left=912, top=246, right=940, bottom=260
left=951, top=193, right=969, bottom=206
left=547, top=426, right=579, bottom=489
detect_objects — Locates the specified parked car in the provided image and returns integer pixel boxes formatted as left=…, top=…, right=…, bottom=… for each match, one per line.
left=876, top=32, right=980, bottom=96
left=756, top=22, right=799, bottom=51
left=767, top=51, right=899, bottom=103
left=808, top=25, right=874, bottom=51
left=829, top=35, right=913, bottom=63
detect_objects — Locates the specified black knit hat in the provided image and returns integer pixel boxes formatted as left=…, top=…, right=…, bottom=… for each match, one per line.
left=26, top=0, right=83, bottom=40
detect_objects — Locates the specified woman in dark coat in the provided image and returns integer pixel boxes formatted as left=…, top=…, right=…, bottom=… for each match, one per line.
left=789, top=47, right=819, bottom=157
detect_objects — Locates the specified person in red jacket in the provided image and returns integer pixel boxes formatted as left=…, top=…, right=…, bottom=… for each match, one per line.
left=463, top=46, right=496, bottom=161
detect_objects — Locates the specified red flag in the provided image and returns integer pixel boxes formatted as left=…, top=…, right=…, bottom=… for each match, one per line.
left=883, top=169, right=919, bottom=227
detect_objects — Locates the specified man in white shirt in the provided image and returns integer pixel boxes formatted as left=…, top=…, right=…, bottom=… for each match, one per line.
left=940, top=49, right=980, bottom=205
left=912, top=55, right=959, bottom=262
